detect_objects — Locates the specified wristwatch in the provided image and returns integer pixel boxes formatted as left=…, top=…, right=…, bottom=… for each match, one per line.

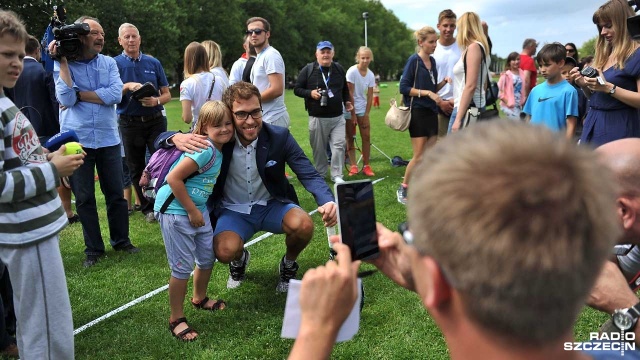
left=613, top=302, right=640, bottom=331
left=609, top=84, right=617, bottom=95
left=156, top=97, right=161, bottom=106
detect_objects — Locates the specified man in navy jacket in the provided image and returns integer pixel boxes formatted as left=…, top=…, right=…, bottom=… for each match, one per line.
left=155, top=82, right=336, bottom=293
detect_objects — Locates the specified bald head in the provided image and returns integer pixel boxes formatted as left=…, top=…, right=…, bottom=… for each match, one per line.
left=597, top=138, right=640, bottom=197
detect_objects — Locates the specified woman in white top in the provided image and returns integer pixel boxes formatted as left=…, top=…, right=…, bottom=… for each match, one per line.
left=346, top=46, right=376, bottom=177
left=180, top=42, right=225, bottom=130
left=449, top=12, right=491, bottom=132
left=202, top=40, right=230, bottom=89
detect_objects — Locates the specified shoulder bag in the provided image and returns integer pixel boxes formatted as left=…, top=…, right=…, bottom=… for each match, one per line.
left=385, top=57, right=419, bottom=131
left=461, top=44, right=500, bottom=128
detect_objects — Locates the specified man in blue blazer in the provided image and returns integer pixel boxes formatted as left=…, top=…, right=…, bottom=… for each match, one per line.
left=156, top=82, right=337, bottom=293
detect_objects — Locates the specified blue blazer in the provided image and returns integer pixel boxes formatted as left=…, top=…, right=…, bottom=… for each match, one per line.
left=155, top=123, right=334, bottom=212
left=5, top=58, right=59, bottom=140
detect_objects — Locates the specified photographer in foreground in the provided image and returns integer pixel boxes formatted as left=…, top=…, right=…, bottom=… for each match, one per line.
left=289, top=121, right=629, bottom=359
left=569, top=0, right=640, bottom=146
left=294, top=41, right=353, bottom=184
left=587, top=138, right=640, bottom=340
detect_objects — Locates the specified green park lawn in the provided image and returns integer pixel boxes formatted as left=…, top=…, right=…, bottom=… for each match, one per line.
left=59, top=83, right=608, bottom=359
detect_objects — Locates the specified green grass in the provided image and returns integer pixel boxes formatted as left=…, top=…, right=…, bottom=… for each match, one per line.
left=61, top=83, right=607, bottom=359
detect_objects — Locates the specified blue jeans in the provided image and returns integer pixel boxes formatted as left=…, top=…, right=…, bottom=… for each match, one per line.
left=447, top=107, right=458, bottom=134
left=70, top=144, right=131, bottom=256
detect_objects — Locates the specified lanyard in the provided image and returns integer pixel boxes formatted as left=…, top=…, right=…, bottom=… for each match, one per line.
left=320, top=65, right=331, bottom=89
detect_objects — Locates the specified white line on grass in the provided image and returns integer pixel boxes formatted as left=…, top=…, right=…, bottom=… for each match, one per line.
left=73, top=176, right=387, bottom=335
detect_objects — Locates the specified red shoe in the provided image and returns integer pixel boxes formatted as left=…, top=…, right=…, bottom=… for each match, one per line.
left=363, top=165, right=375, bottom=176
left=348, top=165, right=359, bottom=176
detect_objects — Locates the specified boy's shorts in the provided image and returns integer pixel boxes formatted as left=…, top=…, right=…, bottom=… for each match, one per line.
left=157, top=211, right=215, bottom=280
left=213, top=200, right=299, bottom=242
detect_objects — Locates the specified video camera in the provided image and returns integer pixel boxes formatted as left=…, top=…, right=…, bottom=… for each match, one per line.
left=628, top=0, right=640, bottom=39
left=49, top=5, right=89, bottom=61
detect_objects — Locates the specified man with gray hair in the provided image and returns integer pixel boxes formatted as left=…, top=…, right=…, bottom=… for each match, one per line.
left=294, top=40, right=353, bottom=184
left=114, top=23, right=170, bottom=222
left=50, top=16, right=138, bottom=268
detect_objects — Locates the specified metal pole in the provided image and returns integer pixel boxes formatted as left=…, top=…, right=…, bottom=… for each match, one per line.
left=364, top=18, right=368, bottom=47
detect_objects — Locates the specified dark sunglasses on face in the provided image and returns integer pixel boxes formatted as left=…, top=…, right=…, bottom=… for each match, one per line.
left=246, top=29, right=265, bottom=36
left=566, top=48, right=576, bottom=53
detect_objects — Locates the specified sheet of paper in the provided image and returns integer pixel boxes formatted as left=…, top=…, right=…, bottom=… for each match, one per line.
left=281, top=279, right=361, bottom=342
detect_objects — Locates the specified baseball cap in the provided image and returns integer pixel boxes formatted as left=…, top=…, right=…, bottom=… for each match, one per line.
left=317, top=41, right=334, bottom=50
left=564, top=56, right=578, bottom=67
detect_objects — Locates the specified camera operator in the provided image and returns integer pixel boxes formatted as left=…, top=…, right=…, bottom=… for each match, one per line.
left=49, top=16, right=139, bottom=268
left=294, top=41, right=353, bottom=184
left=587, top=138, right=640, bottom=342
left=114, top=23, right=170, bottom=223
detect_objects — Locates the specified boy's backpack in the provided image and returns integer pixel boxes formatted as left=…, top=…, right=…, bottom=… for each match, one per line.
left=139, top=143, right=217, bottom=213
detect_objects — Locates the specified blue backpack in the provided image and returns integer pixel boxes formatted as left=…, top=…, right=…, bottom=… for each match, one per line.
left=140, top=143, right=216, bottom=213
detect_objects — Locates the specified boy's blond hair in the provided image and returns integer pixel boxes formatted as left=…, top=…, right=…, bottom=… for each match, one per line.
left=0, top=10, right=27, bottom=43
left=192, top=100, right=231, bottom=136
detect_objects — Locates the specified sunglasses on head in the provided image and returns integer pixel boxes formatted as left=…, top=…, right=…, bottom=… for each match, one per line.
left=245, top=29, right=265, bottom=36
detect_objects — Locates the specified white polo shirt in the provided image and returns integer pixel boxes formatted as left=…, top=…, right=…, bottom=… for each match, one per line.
left=251, top=46, right=287, bottom=123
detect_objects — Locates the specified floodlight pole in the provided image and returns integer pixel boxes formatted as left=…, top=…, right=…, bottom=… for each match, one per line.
left=363, top=12, right=369, bottom=47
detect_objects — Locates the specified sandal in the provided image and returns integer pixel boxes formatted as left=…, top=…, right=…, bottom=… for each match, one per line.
left=168, top=317, right=198, bottom=342
left=191, top=296, right=226, bottom=311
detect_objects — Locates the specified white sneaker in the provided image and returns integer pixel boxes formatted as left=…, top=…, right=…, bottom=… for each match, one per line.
left=333, top=176, right=345, bottom=184
left=227, top=249, right=250, bottom=289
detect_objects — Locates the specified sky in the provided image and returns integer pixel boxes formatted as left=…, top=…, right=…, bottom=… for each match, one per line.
left=378, top=0, right=611, bottom=58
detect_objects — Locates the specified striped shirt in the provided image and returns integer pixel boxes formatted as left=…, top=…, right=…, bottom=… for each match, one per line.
left=0, top=93, right=67, bottom=245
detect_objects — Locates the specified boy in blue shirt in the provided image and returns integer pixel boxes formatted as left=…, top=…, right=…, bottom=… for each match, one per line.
left=524, top=43, right=578, bottom=140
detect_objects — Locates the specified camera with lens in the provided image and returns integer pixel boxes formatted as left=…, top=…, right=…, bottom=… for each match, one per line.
left=319, top=89, right=329, bottom=107
left=49, top=6, right=90, bottom=61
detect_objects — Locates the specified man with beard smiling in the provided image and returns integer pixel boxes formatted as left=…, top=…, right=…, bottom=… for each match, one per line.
left=156, top=82, right=337, bottom=293
left=50, top=16, right=139, bottom=268
left=294, top=41, right=353, bottom=184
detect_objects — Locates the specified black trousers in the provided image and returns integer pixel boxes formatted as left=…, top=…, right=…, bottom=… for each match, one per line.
left=119, top=114, right=167, bottom=214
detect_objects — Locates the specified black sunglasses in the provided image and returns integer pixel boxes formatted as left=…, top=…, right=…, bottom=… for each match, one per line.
left=245, top=29, right=265, bottom=36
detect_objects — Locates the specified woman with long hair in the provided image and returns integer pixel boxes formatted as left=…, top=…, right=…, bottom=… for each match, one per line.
left=180, top=42, right=225, bottom=130
left=565, top=42, right=579, bottom=63
left=497, top=52, right=526, bottom=120
left=396, top=26, right=450, bottom=204
left=570, top=0, right=640, bottom=146
left=449, top=12, right=491, bottom=132
left=202, top=40, right=230, bottom=89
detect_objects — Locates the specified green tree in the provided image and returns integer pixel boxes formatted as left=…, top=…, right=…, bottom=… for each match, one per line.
left=580, top=36, right=597, bottom=58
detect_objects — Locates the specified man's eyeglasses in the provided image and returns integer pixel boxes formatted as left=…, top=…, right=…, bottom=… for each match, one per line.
left=245, top=29, right=265, bottom=36
left=233, top=109, right=263, bottom=120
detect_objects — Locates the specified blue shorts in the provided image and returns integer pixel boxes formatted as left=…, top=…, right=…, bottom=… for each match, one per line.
left=213, top=200, right=299, bottom=242
left=157, top=211, right=215, bottom=280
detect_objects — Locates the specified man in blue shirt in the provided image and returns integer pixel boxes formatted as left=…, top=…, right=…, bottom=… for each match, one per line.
left=115, top=23, right=170, bottom=222
left=51, top=15, right=139, bottom=267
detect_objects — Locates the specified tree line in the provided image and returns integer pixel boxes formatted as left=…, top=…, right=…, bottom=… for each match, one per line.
left=5, top=0, right=416, bottom=85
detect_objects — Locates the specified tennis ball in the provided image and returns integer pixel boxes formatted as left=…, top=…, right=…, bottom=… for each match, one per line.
left=64, top=142, right=83, bottom=155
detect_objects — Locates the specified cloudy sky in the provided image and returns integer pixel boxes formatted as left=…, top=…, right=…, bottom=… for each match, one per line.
left=378, top=0, right=611, bottom=58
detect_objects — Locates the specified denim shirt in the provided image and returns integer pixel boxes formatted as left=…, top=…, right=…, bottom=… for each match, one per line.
left=54, top=54, right=123, bottom=149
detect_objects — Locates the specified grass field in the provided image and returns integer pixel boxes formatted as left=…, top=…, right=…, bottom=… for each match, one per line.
left=60, top=82, right=609, bottom=359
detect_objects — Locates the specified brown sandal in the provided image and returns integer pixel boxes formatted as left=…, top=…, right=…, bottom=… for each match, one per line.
left=191, top=296, right=226, bottom=311
left=169, top=317, right=198, bottom=342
